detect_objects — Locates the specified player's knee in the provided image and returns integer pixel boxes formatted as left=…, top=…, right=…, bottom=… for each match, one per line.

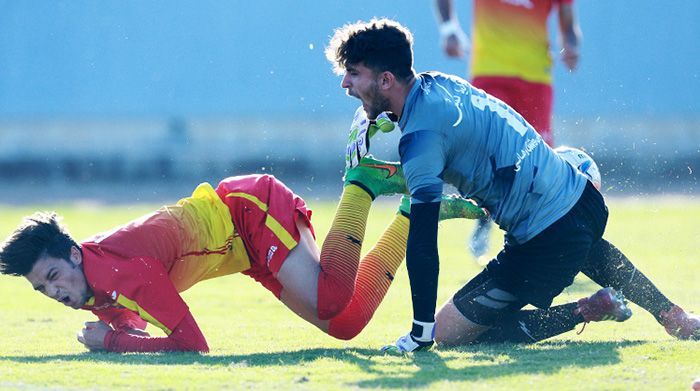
left=434, top=301, right=486, bottom=346
left=316, top=284, right=353, bottom=319
left=327, top=322, right=361, bottom=341
left=316, top=277, right=354, bottom=320
left=452, top=283, right=520, bottom=327
left=317, top=303, right=345, bottom=320
left=434, top=310, right=468, bottom=345
left=328, top=328, right=359, bottom=341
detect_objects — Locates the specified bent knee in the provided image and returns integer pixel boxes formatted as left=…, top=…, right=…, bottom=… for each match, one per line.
left=434, top=300, right=488, bottom=346
left=327, top=328, right=359, bottom=341
left=327, top=322, right=362, bottom=341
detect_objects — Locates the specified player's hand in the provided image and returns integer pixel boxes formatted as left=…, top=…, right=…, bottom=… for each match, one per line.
left=561, top=44, right=579, bottom=71
left=345, top=106, right=396, bottom=169
left=444, top=33, right=470, bottom=59
left=77, top=320, right=113, bottom=351
left=381, top=320, right=435, bottom=354
left=439, top=20, right=469, bottom=59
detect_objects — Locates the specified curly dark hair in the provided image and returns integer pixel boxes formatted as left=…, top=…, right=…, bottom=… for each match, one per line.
left=0, top=212, right=78, bottom=276
left=326, top=18, right=414, bottom=82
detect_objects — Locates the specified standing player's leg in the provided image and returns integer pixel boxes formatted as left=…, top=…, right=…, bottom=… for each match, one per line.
left=581, top=239, right=700, bottom=340
left=512, top=79, right=553, bottom=146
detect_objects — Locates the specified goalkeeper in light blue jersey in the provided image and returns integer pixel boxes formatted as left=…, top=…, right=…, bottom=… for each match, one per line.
left=325, top=18, right=700, bottom=351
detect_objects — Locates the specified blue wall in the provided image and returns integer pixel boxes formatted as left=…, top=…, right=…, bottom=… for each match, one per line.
left=1, top=1, right=698, bottom=119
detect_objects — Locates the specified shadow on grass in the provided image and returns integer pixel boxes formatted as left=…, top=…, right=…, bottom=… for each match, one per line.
left=1, top=340, right=644, bottom=388
left=355, top=340, right=645, bottom=388
left=0, top=348, right=381, bottom=368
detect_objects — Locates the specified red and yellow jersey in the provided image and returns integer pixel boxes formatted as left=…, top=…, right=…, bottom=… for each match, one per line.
left=77, top=176, right=311, bottom=352
left=80, top=182, right=252, bottom=346
left=471, top=0, right=572, bottom=84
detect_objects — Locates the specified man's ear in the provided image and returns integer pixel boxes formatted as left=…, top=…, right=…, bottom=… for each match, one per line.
left=379, top=71, right=396, bottom=90
left=69, top=246, right=82, bottom=267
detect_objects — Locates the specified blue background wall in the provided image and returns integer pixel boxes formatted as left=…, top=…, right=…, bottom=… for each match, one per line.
left=1, top=1, right=698, bottom=119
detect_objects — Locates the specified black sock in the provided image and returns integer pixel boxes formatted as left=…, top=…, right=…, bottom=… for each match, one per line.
left=581, top=239, right=674, bottom=322
left=473, top=303, right=582, bottom=344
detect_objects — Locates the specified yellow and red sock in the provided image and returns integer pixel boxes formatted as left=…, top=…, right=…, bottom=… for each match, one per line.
left=328, top=214, right=408, bottom=339
left=316, top=185, right=371, bottom=320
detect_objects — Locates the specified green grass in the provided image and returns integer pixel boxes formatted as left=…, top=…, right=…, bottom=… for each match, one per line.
left=0, top=197, right=699, bottom=390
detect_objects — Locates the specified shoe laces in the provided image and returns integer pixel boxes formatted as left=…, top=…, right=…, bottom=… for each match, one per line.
left=576, top=322, right=588, bottom=335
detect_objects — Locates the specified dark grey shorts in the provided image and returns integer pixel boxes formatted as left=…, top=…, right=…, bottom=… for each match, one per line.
left=454, top=181, right=608, bottom=325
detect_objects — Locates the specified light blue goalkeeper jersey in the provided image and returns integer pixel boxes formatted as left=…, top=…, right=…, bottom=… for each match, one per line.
left=398, top=71, right=587, bottom=245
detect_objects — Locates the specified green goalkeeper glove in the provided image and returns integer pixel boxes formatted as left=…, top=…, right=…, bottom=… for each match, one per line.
left=345, top=106, right=397, bottom=169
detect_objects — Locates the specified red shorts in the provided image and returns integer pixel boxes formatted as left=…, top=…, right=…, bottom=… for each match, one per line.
left=215, top=174, right=314, bottom=298
left=472, top=76, right=554, bottom=146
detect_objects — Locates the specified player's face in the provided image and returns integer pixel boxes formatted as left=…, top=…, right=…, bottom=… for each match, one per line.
left=341, top=63, right=391, bottom=119
left=25, top=246, right=92, bottom=310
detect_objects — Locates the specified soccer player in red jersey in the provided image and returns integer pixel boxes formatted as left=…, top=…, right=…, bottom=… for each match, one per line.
left=435, top=0, right=581, bottom=145
left=434, top=0, right=583, bottom=258
left=0, top=160, right=485, bottom=353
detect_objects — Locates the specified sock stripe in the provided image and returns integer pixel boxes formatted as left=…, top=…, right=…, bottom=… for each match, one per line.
left=328, top=215, right=409, bottom=340
left=316, top=185, right=372, bottom=320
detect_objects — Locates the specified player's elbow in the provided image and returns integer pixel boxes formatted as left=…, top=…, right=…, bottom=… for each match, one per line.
left=198, top=343, right=210, bottom=353
left=192, top=339, right=209, bottom=353
left=179, top=337, right=209, bottom=353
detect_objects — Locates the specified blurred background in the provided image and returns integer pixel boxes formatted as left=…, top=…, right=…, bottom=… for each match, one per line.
left=1, top=1, right=698, bottom=204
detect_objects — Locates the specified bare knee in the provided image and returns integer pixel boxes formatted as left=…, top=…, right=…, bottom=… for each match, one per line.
left=435, top=299, right=490, bottom=346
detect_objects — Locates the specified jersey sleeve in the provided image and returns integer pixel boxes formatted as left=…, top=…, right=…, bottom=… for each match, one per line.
left=399, top=129, right=447, bottom=203
left=92, top=307, right=147, bottom=331
left=405, top=201, right=441, bottom=323
left=398, top=125, right=446, bottom=324
left=104, top=311, right=209, bottom=353
left=108, top=256, right=192, bottom=337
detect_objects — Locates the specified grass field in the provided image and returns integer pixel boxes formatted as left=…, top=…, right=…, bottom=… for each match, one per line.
left=0, top=197, right=698, bottom=390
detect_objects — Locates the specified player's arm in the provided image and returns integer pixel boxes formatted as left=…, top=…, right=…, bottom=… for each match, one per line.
left=83, top=257, right=209, bottom=353
left=92, top=307, right=148, bottom=332
left=385, top=130, right=446, bottom=352
left=558, top=1, right=582, bottom=71
left=79, top=311, right=208, bottom=353
left=435, top=0, right=469, bottom=59
left=102, top=312, right=208, bottom=353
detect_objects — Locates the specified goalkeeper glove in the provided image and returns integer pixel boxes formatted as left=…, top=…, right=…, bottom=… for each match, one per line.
left=345, top=106, right=397, bottom=169
left=381, top=320, right=435, bottom=354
